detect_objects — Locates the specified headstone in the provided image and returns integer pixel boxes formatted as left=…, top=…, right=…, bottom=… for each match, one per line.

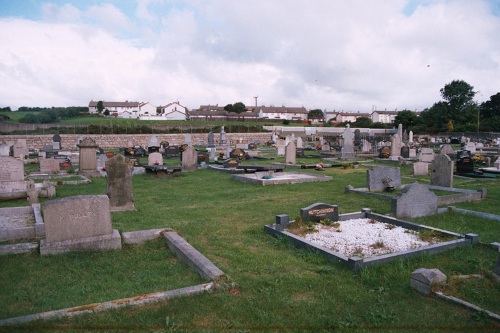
left=409, top=148, right=417, bottom=158
left=484, top=156, right=491, bottom=167
left=367, top=166, right=401, bottom=192
left=13, top=140, right=28, bottom=158
left=401, top=146, right=410, bottom=158
left=340, top=125, right=355, bottom=159
left=456, top=150, right=474, bottom=174
left=465, top=142, right=476, bottom=154
left=285, top=141, right=296, bottom=164
left=300, top=203, right=339, bottom=223
left=411, top=268, right=447, bottom=296
left=207, top=130, right=215, bottom=148
left=40, top=195, right=121, bottom=255
left=409, top=131, right=414, bottom=145
left=296, top=137, right=303, bottom=149
left=52, top=134, right=61, bottom=150
left=390, top=133, right=402, bottom=158
left=165, top=146, right=180, bottom=158
left=361, top=139, right=372, bottom=153
left=0, top=156, right=25, bottom=192
left=106, top=154, right=135, bottom=211
left=419, top=148, right=435, bottom=163
left=392, top=183, right=438, bottom=218
left=148, top=152, right=163, bottom=165
left=43, top=195, right=113, bottom=242
left=494, top=157, right=500, bottom=170
left=219, top=126, right=226, bottom=144
left=431, top=154, right=454, bottom=187
left=77, top=137, right=100, bottom=177
left=0, top=140, right=11, bottom=156
left=354, top=129, right=361, bottom=147
left=413, top=162, right=429, bottom=176
left=148, top=136, right=159, bottom=153
left=209, top=147, right=216, bottom=161
left=181, top=146, right=198, bottom=171
left=276, top=139, right=286, bottom=156
left=321, top=143, right=330, bottom=151
left=440, top=144, right=455, bottom=155
left=39, top=158, right=60, bottom=173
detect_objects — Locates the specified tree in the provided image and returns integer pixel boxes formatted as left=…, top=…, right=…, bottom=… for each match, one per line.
left=97, top=101, right=104, bottom=114
left=440, top=80, right=477, bottom=125
left=479, top=92, right=500, bottom=131
left=351, top=117, right=372, bottom=128
left=224, top=102, right=246, bottom=114
left=394, top=110, right=418, bottom=130
left=308, top=109, right=324, bottom=119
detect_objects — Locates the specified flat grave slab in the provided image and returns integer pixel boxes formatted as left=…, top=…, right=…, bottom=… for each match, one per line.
left=232, top=172, right=332, bottom=186
left=0, top=205, right=44, bottom=242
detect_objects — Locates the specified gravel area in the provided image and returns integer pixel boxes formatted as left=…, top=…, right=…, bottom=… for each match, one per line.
left=302, top=218, right=431, bottom=258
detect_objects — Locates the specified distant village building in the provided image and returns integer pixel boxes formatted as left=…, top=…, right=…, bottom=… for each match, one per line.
left=371, top=110, right=399, bottom=124
left=324, top=110, right=339, bottom=123
left=88, top=100, right=188, bottom=120
left=336, top=112, right=371, bottom=123
left=257, top=106, right=308, bottom=121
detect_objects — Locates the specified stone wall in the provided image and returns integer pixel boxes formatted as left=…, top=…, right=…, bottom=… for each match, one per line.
left=0, top=133, right=273, bottom=150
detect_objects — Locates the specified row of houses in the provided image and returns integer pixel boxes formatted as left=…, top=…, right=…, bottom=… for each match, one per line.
left=88, top=100, right=409, bottom=124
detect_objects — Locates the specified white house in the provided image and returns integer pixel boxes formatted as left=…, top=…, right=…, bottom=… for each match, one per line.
left=137, top=102, right=158, bottom=118
left=371, top=110, right=399, bottom=124
left=258, top=106, right=308, bottom=121
left=157, top=102, right=188, bottom=120
left=336, top=112, right=371, bottom=123
left=324, top=110, right=339, bottom=123
left=88, top=100, right=140, bottom=118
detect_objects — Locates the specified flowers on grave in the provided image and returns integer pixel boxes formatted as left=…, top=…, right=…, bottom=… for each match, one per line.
left=472, top=153, right=484, bottom=164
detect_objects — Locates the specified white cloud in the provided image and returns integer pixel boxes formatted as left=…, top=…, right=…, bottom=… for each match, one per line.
left=0, top=0, right=499, bottom=111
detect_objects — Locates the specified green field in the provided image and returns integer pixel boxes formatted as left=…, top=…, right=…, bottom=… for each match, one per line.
left=0, top=159, right=499, bottom=332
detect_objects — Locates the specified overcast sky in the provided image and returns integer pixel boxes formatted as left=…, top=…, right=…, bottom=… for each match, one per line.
left=1, top=0, right=499, bottom=112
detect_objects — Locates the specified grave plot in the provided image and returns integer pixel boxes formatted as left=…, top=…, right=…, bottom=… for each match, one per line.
left=232, top=172, right=332, bottom=185
left=0, top=204, right=44, bottom=242
left=264, top=204, right=478, bottom=270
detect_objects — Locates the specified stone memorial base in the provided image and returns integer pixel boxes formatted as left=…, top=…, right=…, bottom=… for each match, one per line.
left=40, top=229, right=122, bottom=255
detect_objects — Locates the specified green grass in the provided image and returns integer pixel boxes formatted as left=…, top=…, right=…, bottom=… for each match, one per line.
left=1, top=163, right=499, bottom=331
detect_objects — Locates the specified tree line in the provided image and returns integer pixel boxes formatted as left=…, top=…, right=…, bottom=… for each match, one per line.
left=15, top=107, right=88, bottom=123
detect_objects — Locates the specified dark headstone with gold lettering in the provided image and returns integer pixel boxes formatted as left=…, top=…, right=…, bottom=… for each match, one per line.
left=300, top=203, right=339, bottom=222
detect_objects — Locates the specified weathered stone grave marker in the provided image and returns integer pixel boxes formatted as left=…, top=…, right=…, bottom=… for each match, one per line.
left=77, top=137, right=100, bottom=177
left=285, top=141, right=296, bottom=164
left=431, top=154, right=454, bottom=187
left=106, top=154, right=135, bottom=211
left=367, top=166, right=401, bottom=192
left=40, top=195, right=121, bottom=255
left=181, top=145, right=198, bottom=172
left=39, top=158, right=60, bottom=173
left=391, top=183, right=438, bottom=218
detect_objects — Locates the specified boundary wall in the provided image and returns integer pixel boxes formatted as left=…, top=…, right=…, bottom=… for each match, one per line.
left=0, top=133, right=273, bottom=150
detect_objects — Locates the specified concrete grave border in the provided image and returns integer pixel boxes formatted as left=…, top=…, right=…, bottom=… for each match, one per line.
left=345, top=183, right=486, bottom=206
left=232, top=172, right=332, bottom=186
left=265, top=207, right=478, bottom=270
left=0, top=229, right=228, bottom=326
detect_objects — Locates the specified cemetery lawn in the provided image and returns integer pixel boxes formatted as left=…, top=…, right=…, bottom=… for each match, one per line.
left=1, top=163, right=500, bottom=332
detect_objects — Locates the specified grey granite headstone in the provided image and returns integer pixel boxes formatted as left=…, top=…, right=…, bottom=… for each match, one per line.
left=390, top=133, right=402, bottom=158
left=285, top=141, right=296, bottom=164
left=367, top=166, right=401, bottom=192
left=300, top=203, right=339, bottom=223
left=219, top=126, right=226, bottom=144
left=392, top=183, right=438, bottom=218
left=181, top=145, right=198, bottom=171
left=431, top=154, right=454, bottom=188
left=106, top=154, right=135, bottom=211
left=413, top=162, right=428, bottom=176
